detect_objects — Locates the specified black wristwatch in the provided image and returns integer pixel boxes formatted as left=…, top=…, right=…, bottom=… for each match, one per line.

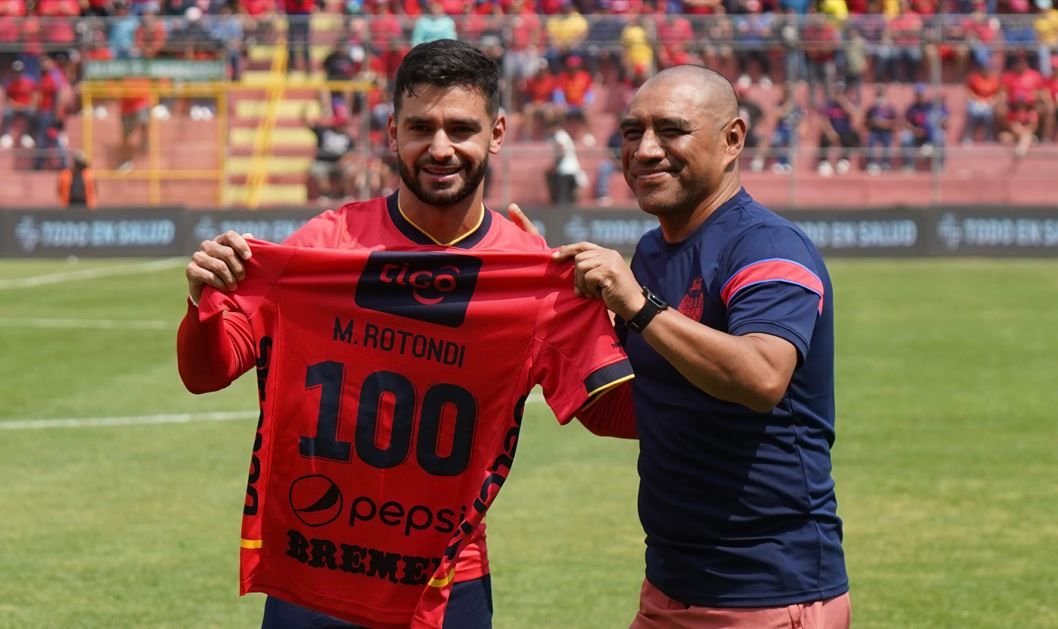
left=626, top=286, right=668, bottom=333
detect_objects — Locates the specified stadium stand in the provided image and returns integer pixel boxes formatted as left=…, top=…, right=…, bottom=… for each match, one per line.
left=0, top=0, right=1055, bottom=208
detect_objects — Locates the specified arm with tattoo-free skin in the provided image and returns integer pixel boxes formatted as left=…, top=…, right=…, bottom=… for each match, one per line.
left=552, top=242, right=798, bottom=413
left=177, top=231, right=256, bottom=393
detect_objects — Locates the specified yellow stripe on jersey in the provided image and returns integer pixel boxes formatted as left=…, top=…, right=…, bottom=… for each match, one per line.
left=579, top=374, right=634, bottom=414
left=241, top=538, right=263, bottom=549
left=428, top=568, right=457, bottom=588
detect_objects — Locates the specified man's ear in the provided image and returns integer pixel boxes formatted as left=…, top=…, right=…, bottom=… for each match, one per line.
left=490, top=114, right=507, bottom=155
left=728, top=117, right=748, bottom=154
left=387, top=113, right=398, bottom=152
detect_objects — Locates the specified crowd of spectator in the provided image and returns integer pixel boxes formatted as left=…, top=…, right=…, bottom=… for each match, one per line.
left=0, top=0, right=1055, bottom=182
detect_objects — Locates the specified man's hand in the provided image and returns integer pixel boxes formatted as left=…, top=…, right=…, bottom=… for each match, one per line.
left=506, top=203, right=541, bottom=237
left=553, top=242, right=644, bottom=320
left=185, top=231, right=253, bottom=304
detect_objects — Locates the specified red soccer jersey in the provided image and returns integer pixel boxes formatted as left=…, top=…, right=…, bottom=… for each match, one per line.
left=1002, top=68, right=1044, bottom=105
left=5, top=76, right=36, bottom=107
left=196, top=195, right=632, bottom=628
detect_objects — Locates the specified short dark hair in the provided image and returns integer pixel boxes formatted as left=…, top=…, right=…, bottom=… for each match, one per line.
left=393, top=39, right=501, bottom=118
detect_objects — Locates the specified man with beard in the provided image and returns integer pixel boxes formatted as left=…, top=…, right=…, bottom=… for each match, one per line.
left=178, top=39, right=634, bottom=628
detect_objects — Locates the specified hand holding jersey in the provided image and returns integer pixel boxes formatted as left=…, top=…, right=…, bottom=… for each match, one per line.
left=185, top=230, right=254, bottom=303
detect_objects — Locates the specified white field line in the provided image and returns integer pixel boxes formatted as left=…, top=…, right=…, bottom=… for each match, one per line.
left=0, top=258, right=185, bottom=290
left=0, top=393, right=547, bottom=431
left=0, top=411, right=258, bottom=430
left=0, top=317, right=171, bottom=330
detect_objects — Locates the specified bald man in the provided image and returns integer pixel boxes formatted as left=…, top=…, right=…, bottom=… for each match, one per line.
left=554, top=66, right=851, bottom=628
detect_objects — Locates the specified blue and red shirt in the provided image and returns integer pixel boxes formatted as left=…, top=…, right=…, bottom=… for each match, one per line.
left=625, top=188, right=847, bottom=607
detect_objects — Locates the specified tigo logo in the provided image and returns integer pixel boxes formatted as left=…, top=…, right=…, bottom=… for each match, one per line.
left=356, top=252, right=482, bottom=327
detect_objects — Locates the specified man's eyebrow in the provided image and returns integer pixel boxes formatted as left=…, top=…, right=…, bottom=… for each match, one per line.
left=619, top=116, right=693, bottom=131
left=653, top=117, right=694, bottom=131
left=403, top=115, right=483, bottom=130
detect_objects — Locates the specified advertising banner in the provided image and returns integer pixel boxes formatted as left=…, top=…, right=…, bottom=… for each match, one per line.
left=184, top=209, right=318, bottom=250
left=83, top=59, right=227, bottom=82
left=3, top=205, right=1058, bottom=258
left=0, top=209, right=184, bottom=257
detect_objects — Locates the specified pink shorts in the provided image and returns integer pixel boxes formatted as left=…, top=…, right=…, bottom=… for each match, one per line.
left=630, top=578, right=851, bottom=629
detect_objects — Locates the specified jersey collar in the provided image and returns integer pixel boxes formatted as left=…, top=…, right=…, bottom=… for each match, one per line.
left=386, top=192, right=492, bottom=249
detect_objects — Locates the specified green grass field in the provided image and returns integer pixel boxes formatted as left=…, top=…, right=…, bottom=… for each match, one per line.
left=1, top=257, right=1057, bottom=628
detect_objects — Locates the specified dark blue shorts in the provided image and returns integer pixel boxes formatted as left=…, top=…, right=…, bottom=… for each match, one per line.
left=260, top=575, right=493, bottom=629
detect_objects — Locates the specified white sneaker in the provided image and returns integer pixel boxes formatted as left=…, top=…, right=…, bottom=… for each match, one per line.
left=817, top=161, right=834, bottom=177
left=737, top=74, right=752, bottom=89
left=750, top=156, right=765, bottom=173
left=20, top=134, right=34, bottom=148
left=117, top=160, right=134, bottom=173
left=835, top=158, right=850, bottom=175
left=0, top=134, right=13, bottom=149
left=152, top=104, right=171, bottom=120
left=94, top=105, right=109, bottom=119
left=200, top=107, right=214, bottom=120
left=760, top=76, right=773, bottom=89
left=190, top=105, right=202, bottom=120
left=866, top=162, right=881, bottom=175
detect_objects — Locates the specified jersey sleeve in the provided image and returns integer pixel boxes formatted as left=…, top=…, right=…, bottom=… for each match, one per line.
left=531, top=262, right=634, bottom=425
left=575, top=380, right=637, bottom=439
left=282, top=209, right=345, bottom=248
left=718, top=224, right=826, bottom=362
left=176, top=298, right=256, bottom=393
left=179, top=242, right=295, bottom=392
left=198, top=241, right=295, bottom=321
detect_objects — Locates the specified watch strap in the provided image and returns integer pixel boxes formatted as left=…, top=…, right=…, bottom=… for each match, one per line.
left=627, top=287, right=668, bottom=333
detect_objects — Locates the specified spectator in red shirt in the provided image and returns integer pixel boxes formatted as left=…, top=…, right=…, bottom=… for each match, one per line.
left=134, top=9, right=168, bottom=58
left=554, top=53, right=592, bottom=114
left=283, top=0, right=315, bottom=74
left=656, top=13, right=695, bottom=70
left=33, top=54, right=68, bottom=169
left=962, top=60, right=1000, bottom=143
left=117, top=77, right=150, bottom=171
left=0, top=59, right=38, bottom=150
left=0, top=0, right=26, bottom=71
left=802, top=8, right=839, bottom=107
left=367, top=0, right=405, bottom=49
left=504, top=0, right=544, bottom=85
left=999, top=53, right=1046, bottom=128
left=959, top=1, right=998, bottom=72
left=1044, top=60, right=1058, bottom=141
left=889, top=2, right=924, bottom=83
left=36, top=0, right=79, bottom=54
left=519, top=58, right=557, bottom=139
left=999, top=93, right=1039, bottom=160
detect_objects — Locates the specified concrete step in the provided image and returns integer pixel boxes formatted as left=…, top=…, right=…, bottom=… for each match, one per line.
left=225, top=183, right=307, bottom=206
left=239, top=70, right=334, bottom=87
left=230, top=126, right=316, bottom=149
left=234, top=99, right=322, bottom=120
left=227, top=155, right=313, bottom=176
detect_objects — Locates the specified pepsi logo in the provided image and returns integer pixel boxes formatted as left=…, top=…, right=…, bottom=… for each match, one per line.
left=288, top=474, right=344, bottom=527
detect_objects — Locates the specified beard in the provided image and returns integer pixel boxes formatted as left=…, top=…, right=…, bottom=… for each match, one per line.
left=398, top=154, right=489, bottom=208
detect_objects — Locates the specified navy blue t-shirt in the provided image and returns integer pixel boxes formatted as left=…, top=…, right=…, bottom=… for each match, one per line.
left=624, top=188, right=847, bottom=607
